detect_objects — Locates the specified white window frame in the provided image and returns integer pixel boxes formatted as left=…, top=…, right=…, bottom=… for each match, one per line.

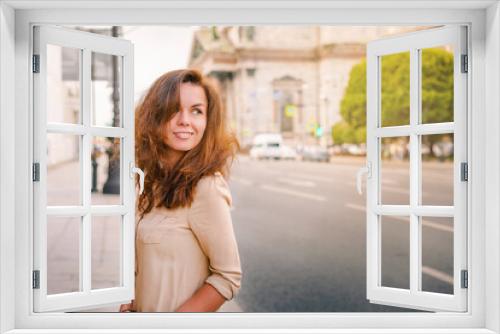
left=33, top=25, right=136, bottom=312
left=365, top=26, right=468, bottom=312
left=0, top=1, right=499, bottom=333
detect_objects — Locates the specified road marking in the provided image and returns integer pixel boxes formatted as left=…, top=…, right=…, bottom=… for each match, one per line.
left=231, top=177, right=253, bottom=186
left=422, top=266, right=454, bottom=285
left=345, top=203, right=453, bottom=233
left=217, top=299, right=243, bottom=312
left=289, top=173, right=335, bottom=183
left=277, top=178, right=315, bottom=188
left=380, top=185, right=409, bottom=195
left=345, top=203, right=367, bottom=212
left=260, top=185, right=326, bottom=202
left=289, top=173, right=406, bottom=190
left=421, top=220, right=453, bottom=233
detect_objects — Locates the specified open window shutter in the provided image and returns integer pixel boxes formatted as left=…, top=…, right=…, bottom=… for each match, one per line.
left=365, top=26, right=468, bottom=312
left=33, top=25, right=136, bottom=312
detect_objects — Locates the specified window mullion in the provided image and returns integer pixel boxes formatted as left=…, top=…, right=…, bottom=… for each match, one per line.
left=122, top=51, right=134, bottom=291
left=409, top=47, right=420, bottom=294
left=81, top=48, right=91, bottom=293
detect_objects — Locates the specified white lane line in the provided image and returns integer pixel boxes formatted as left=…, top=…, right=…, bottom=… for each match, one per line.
left=289, top=173, right=405, bottom=190
left=277, top=178, right=315, bottom=188
left=260, top=185, right=326, bottom=202
left=422, top=266, right=454, bottom=285
left=421, top=220, right=453, bottom=233
left=217, top=299, right=243, bottom=312
left=345, top=203, right=452, bottom=233
left=381, top=185, right=409, bottom=195
left=231, top=177, right=253, bottom=186
left=289, top=173, right=335, bottom=183
left=345, top=203, right=366, bottom=212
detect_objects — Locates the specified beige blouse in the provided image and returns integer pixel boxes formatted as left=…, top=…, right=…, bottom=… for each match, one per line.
left=134, top=172, right=242, bottom=312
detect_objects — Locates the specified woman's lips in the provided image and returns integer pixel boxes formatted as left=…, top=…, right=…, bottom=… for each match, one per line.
left=173, top=132, right=193, bottom=140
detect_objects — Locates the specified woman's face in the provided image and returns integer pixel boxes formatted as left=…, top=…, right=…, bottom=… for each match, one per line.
left=164, top=82, right=208, bottom=159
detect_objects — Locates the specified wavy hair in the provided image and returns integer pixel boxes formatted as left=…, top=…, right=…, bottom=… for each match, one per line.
left=135, top=69, right=239, bottom=220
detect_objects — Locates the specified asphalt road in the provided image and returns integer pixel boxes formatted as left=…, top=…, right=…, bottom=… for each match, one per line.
left=228, top=155, right=454, bottom=312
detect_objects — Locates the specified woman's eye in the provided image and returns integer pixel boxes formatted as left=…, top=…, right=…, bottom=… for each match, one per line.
left=193, top=109, right=203, bottom=115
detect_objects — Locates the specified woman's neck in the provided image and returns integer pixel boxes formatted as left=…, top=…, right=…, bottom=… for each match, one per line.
left=165, top=148, right=184, bottom=167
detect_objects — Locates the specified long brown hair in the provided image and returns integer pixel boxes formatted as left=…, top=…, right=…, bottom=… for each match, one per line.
left=135, top=69, right=239, bottom=220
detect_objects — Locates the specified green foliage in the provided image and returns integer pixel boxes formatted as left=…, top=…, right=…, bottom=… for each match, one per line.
left=333, top=48, right=454, bottom=147
left=332, top=122, right=367, bottom=145
left=339, top=59, right=366, bottom=130
left=381, top=52, right=410, bottom=127
left=421, top=48, right=454, bottom=123
left=332, top=121, right=355, bottom=145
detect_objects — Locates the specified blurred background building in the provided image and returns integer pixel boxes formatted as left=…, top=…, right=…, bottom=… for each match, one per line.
left=188, top=26, right=424, bottom=148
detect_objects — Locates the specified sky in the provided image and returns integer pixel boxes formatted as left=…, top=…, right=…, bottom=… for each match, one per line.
left=122, top=26, right=197, bottom=102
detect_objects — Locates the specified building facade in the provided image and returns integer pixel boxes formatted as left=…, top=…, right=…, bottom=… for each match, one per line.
left=188, top=26, right=425, bottom=148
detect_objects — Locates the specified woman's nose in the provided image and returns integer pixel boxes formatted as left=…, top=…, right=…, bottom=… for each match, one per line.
left=177, top=110, right=190, bottom=125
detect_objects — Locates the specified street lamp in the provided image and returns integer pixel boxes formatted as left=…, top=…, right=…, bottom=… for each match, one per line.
left=102, top=26, right=122, bottom=195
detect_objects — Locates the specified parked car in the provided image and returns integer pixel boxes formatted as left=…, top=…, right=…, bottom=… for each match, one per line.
left=279, top=145, right=299, bottom=160
left=249, top=133, right=297, bottom=160
left=298, top=145, right=330, bottom=162
left=340, top=143, right=367, bottom=156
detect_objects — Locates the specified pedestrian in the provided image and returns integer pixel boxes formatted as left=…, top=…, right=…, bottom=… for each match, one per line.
left=119, top=69, right=242, bottom=312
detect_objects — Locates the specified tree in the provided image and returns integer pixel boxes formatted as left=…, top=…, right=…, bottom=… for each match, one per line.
left=333, top=48, right=454, bottom=157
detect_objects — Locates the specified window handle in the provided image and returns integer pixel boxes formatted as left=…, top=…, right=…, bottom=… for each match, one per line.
left=356, top=162, right=371, bottom=195
left=130, top=162, right=145, bottom=195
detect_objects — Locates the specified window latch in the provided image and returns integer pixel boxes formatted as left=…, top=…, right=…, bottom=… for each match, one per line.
left=130, top=162, right=145, bottom=195
left=356, top=162, right=371, bottom=195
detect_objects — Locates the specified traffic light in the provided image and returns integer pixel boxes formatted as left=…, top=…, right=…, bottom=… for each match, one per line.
left=315, top=126, right=323, bottom=138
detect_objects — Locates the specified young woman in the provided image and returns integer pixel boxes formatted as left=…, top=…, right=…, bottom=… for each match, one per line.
left=120, top=69, right=242, bottom=312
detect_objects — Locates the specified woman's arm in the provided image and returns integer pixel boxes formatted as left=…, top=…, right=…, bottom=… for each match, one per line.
left=175, top=283, right=226, bottom=312
left=185, top=174, right=242, bottom=311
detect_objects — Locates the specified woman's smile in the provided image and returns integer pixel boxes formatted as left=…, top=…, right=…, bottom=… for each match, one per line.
left=173, top=131, right=194, bottom=140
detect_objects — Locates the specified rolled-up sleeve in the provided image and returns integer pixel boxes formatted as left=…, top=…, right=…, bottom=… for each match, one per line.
left=187, top=173, right=242, bottom=300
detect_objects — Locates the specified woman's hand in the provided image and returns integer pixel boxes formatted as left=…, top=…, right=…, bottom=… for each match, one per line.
left=119, top=300, right=135, bottom=312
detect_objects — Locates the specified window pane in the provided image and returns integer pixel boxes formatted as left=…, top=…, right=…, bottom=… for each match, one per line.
left=91, top=52, right=122, bottom=127
left=47, top=216, right=81, bottom=294
left=421, top=134, right=454, bottom=206
left=421, top=217, right=454, bottom=294
left=91, top=137, right=121, bottom=205
left=421, top=46, right=454, bottom=124
left=92, top=216, right=122, bottom=289
left=380, top=51, right=410, bottom=127
left=381, top=215, right=410, bottom=290
left=380, top=137, right=410, bottom=205
left=47, top=133, right=81, bottom=206
left=46, top=44, right=81, bottom=124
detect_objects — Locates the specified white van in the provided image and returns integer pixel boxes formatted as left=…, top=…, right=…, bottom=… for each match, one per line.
left=249, top=133, right=297, bottom=160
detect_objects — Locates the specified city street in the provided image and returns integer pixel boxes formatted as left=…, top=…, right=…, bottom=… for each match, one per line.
left=229, top=155, right=454, bottom=312
left=46, top=155, right=455, bottom=312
